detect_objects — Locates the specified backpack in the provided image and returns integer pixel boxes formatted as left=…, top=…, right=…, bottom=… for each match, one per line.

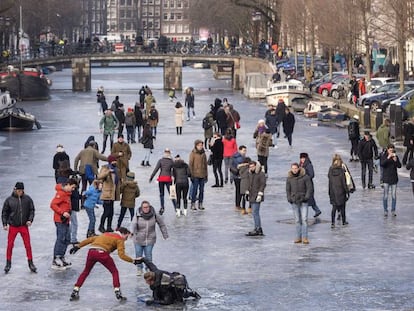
left=202, top=116, right=212, bottom=129
left=160, top=272, right=188, bottom=290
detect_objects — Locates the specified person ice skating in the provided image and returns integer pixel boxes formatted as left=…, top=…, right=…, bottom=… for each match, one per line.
left=168, top=87, right=176, bottom=101
left=135, top=257, right=200, bottom=305
left=286, top=162, right=313, bottom=244
left=83, top=180, right=103, bottom=237
left=358, top=131, right=378, bottom=189
left=53, top=144, right=70, bottom=182
left=184, top=87, right=195, bottom=120
left=117, top=172, right=140, bottom=229
left=172, top=155, right=191, bottom=216
left=50, top=178, right=78, bottom=269
left=189, top=140, right=208, bottom=210
left=99, top=109, right=119, bottom=154
left=299, top=153, right=322, bottom=217
left=2, top=182, right=37, bottom=273
left=132, top=201, right=168, bottom=276
left=245, top=161, right=266, bottom=236
left=111, top=134, right=132, bottom=183
left=209, top=132, right=224, bottom=187
left=140, top=123, right=154, bottom=167
left=149, top=148, right=176, bottom=215
left=69, top=227, right=136, bottom=302
left=283, top=107, right=295, bottom=147
left=175, top=102, right=184, bottom=135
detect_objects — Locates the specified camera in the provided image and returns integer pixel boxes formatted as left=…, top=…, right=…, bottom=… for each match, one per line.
left=61, top=215, right=67, bottom=222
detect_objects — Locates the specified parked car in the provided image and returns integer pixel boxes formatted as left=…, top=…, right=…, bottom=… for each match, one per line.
left=310, top=72, right=344, bottom=92
left=330, top=76, right=352, bottom=99
left=317, top=75, right=348, bottom=97
left=367, top=77, right=396, bottom=91
left=382, top=88, right=414, bottom=113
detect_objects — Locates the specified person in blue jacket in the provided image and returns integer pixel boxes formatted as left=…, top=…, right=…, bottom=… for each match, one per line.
left=83, top=180, right=103, bottom=237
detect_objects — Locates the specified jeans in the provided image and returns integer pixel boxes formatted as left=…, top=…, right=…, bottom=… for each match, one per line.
left=223, top=157, right=233, bottom=182
left=70, top=211, right=78, bottom=243
left=134, top=244, right=154, bottom=270
left=126, top=125, right=135, bottom=143
left=272, top=131, right=278, bottom=146
left=191, top=178, right=205, bottom=203
left=54, top=222, right=70, bottom=257
left=159, top=181, right=176, bottom=209
left=291, top=203, right=309, bottom=240
left=85, top=207, right=96, bottom=231
left=151, top=126, right=157, bottom=137
left=135, top=124, right=142, bottom=140
left=251, top=202, right=261, bottom=228
left=361, top=159, right=374, bottom=186
left=383, top=183, right=397, bottom=212
left=143, top=148, right=151, bottom=162
left=102, top=132, right=114, bottom=153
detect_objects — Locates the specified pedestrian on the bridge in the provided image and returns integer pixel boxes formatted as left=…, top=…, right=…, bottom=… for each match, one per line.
left=245, top=161, right=266, bottom=236
left=68, top=227, right=135, bottom=302
left=299, top=153, right=322, bottom=218
left=175, top=102, right=184, bottom=135
left=380, top=144, right=401, bottom=217
left=358, top=131, right=378, bottom=189
left=99, top=109, right=119, bottom=154
left=328, top=154, right=350, bottom=228
left=185, top=87, right=195, bottom=121
left=286, top=162, right=313, bottom=244
left=140, top=123, right=154, bottom=167
left=2, top=182, right=37, bottom=273
left=348, top=115, right=360, bottom=162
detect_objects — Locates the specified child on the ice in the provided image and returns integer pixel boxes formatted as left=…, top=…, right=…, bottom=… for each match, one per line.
left=83, top=180, right=103, bottom=237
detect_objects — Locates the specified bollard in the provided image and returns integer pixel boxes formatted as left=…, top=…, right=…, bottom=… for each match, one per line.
left=364, top=105, right=371, bottom=128
left=376, top=108, right=383, bottom=130
left=389, top=102, right=396, bottom=123
left=395, top=103, right=403, bottom=140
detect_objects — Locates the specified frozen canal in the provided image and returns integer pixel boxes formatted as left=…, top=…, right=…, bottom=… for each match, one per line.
left=0, top=65, right=413, bottom=310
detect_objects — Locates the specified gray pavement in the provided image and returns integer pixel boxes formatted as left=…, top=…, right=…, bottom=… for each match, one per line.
left=0, top=67, right=413, bottom=310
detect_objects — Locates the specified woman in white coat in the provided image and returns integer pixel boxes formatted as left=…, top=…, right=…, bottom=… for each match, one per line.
left=175, top=102, right=184, bottom=135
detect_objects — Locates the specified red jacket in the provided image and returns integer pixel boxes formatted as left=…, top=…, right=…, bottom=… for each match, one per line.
left=222, top=137, right=238, bottom=157
left=50, top=184, right=72, bottom=223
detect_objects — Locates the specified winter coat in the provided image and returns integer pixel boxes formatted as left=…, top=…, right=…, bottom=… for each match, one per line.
left=189, top=143, right=208, bottom=179
left=286, top=167, right=313, bottom=204
left=134, top=105, right=144, bottom=126
left=301, top=158, right=315, bottom=180
left=265, top=109, right=278, bottom=134
left=141, top=127, right=154, bottom=149
left=175, top=107, right=184, bottom=127
left=403, top=121, right=414, bottom=147
left=148, top=108, right=159, bottom=128
left=222, top=136, right=237, bottom=157
left=50, top=184, right=72, bottom=224
left=204, top=112, right=215, bottom=139
left=99, top=113, right=119, bottom=135
left=145, top=95, right=156, bottom=118
left=406, top=158, right=414, bottom=180
left=150, top=157, right=174, bottom=182
left=120, top=180, right=140, bottom=208
left=215, top=108, right=228, bottom=130
left=376, top=124, right=390, bottom=149
left=74, top=146, right=107, bottom=175
left=247, top=162, right=266, bottom=202
left=328, top=166, right=349, bottom=206
left=275, top=102, right=287, bottom=122
left=348, top=119, right=360, bottom=140
left=53, top=152, right=70, bottom=171
left=358, top=138, right=378, bottom=161
left=210, top=137, right=224, bottom=161
left=83, top=185, right=102, bottom=209
left=185, top=93, right=195, bottom=108
left=111, top=142, right=132, bottom=182
left=231, top=151, right=245, bottom=179
left=239, top=164, right=250, bottom=194
left=172, top=160, right=191, bottom=185
left=131, top=206, right=168, bottom=246
left=380, top=153, right=401, bottom=184
left=283, top=112, right=295, bottom=135
left=115, top=108, right=125, bottom=125
left=98, top=164, right=120, bottom=201
left=2, top=192, right=35, bottom=227
left=227, top=109, right=240, bottom=130
left=125, top=111, right=136, bottom=127
left=256, top=132, right=273, bottom=157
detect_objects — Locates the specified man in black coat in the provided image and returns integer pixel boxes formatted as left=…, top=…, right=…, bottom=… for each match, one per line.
left=380, top=144, right=401, bottom=217
left=358, top=131, right=378, bottom=189
left=2, top=182, right=37, bottom=273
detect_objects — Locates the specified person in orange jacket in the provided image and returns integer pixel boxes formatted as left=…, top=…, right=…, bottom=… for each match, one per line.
left=50, top=178, right=78, bottom=270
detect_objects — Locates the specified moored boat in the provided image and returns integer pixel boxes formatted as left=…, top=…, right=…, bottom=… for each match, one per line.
left=317, top=107, right=348, bottom=122
left=265, top=80, right=311, bottom=106
left=304, top=100, right=337, bottom=118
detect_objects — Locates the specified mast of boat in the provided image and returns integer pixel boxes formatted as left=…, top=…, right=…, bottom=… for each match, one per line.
left=19, top=5, right=23, bottom=71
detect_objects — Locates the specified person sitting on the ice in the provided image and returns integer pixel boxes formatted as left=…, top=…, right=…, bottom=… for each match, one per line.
left=135, top=257, right=201, bottom=305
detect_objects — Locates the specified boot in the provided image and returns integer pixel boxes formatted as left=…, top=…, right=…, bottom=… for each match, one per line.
left=141, top=160, right=145, bottom=166
left=4, top=260, right=11, bottom=274
left=87, top=230, right=96, bottom=238
left=28, top=259, right=37, bottom=273
left=145, top=161, right=151, bottom=167
left=240, top=208, right=247, bottom=215
left=70, top=287, right=80, bottom=301
left=175, top=209, right=181, bottom=218
left=198, top=202, right=205, bottom=210
left=159, top=207, right=165, bottom=215
left=246, top=228, right=260, bottom=236
left=98, top=225, right=105, bottom=233
left=183, top=201, right=188, bottom=216
left=191, top=202, right=196, bottom=210
left=247, top=207, right=252, bottom=215
left=114, top=288, right=127, bottom=301
left=256, top=227, right=264, bottom=236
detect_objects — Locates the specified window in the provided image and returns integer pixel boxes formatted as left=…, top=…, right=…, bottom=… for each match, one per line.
left=183, top=24, right=189, bottom=32
left=155, top=0, right=160, bottom=4
left=148, top=8, right=154, bottom=16
left=154, top=31, right=159, bottom=37
left=155, top=8, right=160, bottom=16
left=183, top=0, right=189, bottom=8
left=170, top=1, right=175, bottom=8
left=170, top=24, right=176, bottom=33
left=176, top=13, right=182, bottom=20
left=177, top=24, right=182, bottom=33
left=127, top=0, right=132, bottom=5
left=154, top=21, right=159, bottom=28
left=170, top=13, right=175, bottom=20
left=177, top=0, right=182, bottom=8
left=120, top=9, right=125, bottom=18
left=162, top=25, right=169, bottom=33
left=120, top=0, right=125, bottom=5
left=163, top=13, right=168, bottom=20
left=164, top=0, right=168, bottom=8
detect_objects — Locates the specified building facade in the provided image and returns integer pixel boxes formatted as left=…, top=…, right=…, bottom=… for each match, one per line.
left=161, top=0, right=191, bottom=41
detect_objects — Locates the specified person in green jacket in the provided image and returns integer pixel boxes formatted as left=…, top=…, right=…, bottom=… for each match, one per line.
left=376, top=119, right=391, bottom=185
left=99, top=109, right=119, bottom=154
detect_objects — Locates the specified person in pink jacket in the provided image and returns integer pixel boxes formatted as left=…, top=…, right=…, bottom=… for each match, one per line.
left=222, top=128, right=238, bottom=184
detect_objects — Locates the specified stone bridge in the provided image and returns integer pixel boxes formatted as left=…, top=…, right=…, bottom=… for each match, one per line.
left=16, top=54, right=274, bottom=91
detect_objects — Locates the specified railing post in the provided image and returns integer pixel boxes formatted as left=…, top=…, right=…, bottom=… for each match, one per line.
left=395, top=103, right=403, bottom=141
left=376, top=108, right=383, bottom=130
left=364, top=105, right=371, bottom=128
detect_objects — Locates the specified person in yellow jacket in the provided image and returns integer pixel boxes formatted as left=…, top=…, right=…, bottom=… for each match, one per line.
left=68, top=227, right=138, bottom=302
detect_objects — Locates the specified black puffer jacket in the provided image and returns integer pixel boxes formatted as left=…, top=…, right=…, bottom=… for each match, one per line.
left=172, top=159, right=191, bottom=185
left=328, top=166, right=348, bottom=206
left=2, top=192, right=35, bottom=227
left=286, top=167, right=313, bottom=204
left=358, top=138, right=378, bottom=161
left=210, top=137, right=224, bottom=160
left=380, top=153, right=401, bottom=184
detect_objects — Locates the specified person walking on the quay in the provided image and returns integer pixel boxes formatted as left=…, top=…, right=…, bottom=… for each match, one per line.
left=117, top=172, right=140, bottom=229
left=328, top=154, right=350, bottom=228
left=68, top=227, right=135, bottom=302
left=97, top=155, right=120, bottom=233
left=2, top=182, right=37, bottom=273
left=132, top=201, right=168, bottom=275
left=376, top=119, right=391, bottom=185
left=111, top=134, right=132, bottom=183
left=149, top=148, right=176, bottom=215
left=53, top=144, right=70, bottom=182
left=286, top=162, right=313, bottom=244
left=99, top=109, right=119, bottom=154
left=189, top=140, right=208, bottom=210
left=406, top=157, right=414, bottom=196
left=245, top=161, right=266, bottom=236
left=283, top=107, right=295, bottom=147
left=299, top=153, right=322, bottom=217
left=348, top=115, right=360, bottom=161
left=185, top=87, right=195, bottom=121
left=358, top=131, right=378, bottom=189
left=140, top=123, right=154, bottom=167
left=50, top=178, right=78, bottom=269
left=83, top=180, right=103, bottom=237
left=231, top=145, right=247, bottom=211
left=125, top=107, right=136, bottom=144
left=402, top=116, right=414, bottom=165
left=380, top=144, right=401, bottom=217
left=222, top=128, right=238, bottom=184
left=134, top=102, right=144, bottom=140
left=209, top=132, right=224, bottom=187
left=175, top=102, right=184, bottom=135
left=172, top=155, right=191, bottom=216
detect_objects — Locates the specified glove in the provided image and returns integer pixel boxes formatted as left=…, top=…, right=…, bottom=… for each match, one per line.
left=69, top=246, right=80, bottom=255
left=256, top=192, right=263, bottom=203
left=133, top=258, right=143, bottom=265
left=245, top=191, right=250, bottom=201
